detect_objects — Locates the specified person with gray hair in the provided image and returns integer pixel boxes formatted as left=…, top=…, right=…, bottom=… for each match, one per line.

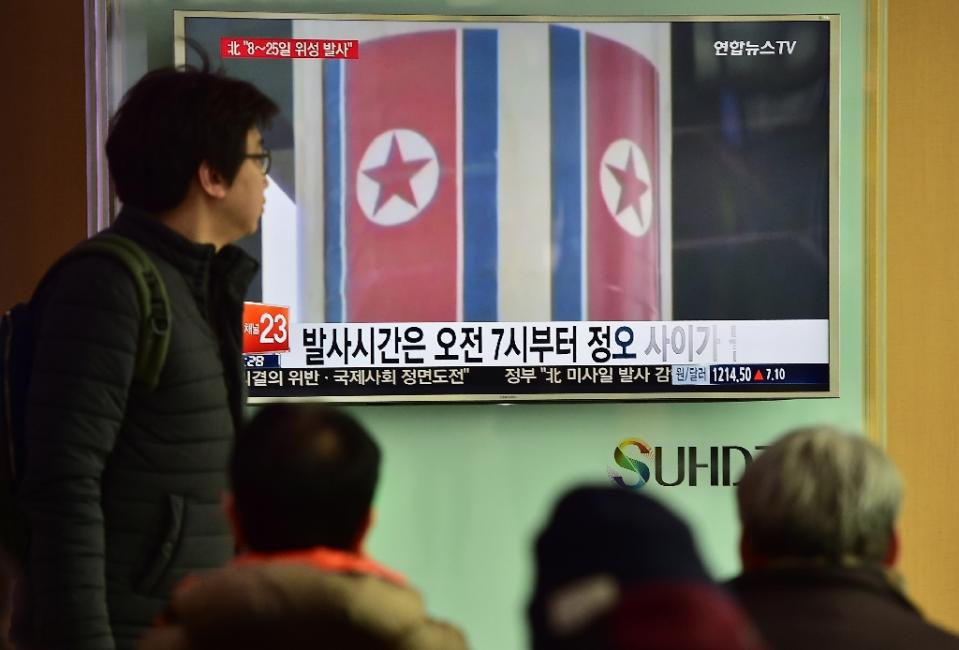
left=728, top=425, right=959, bottom=650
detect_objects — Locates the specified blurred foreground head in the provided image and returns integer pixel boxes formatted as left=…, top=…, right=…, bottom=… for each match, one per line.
left=528, top=486, right=766, bottom=650
left=230, top=404, right=381, bottom=553
left=737, top=425, right=902, bottom=568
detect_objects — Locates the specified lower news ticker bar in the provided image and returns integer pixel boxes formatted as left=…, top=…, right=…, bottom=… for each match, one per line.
left=244, top=362, right=830, bottom=398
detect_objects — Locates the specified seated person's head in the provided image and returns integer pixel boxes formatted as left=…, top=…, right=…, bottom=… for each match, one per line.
left=528, top=486, right=764, bottom=650
left=228, top=404, right=381, bottom=553
left=736, top=425, right=902, bottom=570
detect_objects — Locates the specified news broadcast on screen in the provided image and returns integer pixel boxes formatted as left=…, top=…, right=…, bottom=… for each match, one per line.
left=176, top=11, right=838, bottom=402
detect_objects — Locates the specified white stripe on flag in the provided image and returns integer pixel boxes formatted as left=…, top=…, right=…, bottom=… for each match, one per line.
left=292, top=21, right=326, bottom=322
left=261, top=178, right=300, bottom=321
left=499, top=24, right=551, bottom=322
left=579, top=30, right=588, bottom=319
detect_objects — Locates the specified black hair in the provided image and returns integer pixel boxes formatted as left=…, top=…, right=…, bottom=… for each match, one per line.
left=106, top=65, right=278, bottom=213
left=230, top=405, right=381, bottom=553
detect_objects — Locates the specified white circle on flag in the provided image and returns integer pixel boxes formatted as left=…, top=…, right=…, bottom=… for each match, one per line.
left=599, top=139, right=654, bottom=238
left=356, top=129, right=439, bottom=226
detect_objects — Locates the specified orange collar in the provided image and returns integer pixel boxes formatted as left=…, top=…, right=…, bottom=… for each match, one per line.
left=234, top=546, right=408, bottom=587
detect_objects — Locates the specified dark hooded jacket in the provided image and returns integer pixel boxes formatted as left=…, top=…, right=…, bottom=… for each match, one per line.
left=13, top=207, right=258, bottom=650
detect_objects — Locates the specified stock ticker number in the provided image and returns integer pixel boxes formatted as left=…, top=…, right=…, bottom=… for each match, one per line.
left=711, top=366, right=787, bottom=384
left=712, top=366, right=753, bottom=384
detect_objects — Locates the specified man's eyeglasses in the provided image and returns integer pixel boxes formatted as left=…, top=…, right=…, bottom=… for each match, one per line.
left=245, top=149, right=272, bottom=175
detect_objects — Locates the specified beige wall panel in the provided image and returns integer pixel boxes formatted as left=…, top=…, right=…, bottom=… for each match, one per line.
left=886, top=0, right=959, bottom=631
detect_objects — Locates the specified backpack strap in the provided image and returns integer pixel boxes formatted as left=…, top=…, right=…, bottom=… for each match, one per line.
left=62, top=234, right=171, bottom=390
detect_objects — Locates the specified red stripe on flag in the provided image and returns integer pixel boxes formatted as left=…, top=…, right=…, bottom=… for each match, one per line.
left=345, top=31, right=459, bottom=322
left=585, top=34, right=661, bottom=320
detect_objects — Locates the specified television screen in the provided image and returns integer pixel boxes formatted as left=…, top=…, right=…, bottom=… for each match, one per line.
left=176, top=11, right=837, bottom=402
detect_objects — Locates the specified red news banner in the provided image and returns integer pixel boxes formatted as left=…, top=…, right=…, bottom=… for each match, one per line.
left=221, top=37, right=359, bottom=59
left=242, top=303, right=291, bottom=355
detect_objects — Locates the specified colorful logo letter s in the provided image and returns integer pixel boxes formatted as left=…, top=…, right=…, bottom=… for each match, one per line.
left=608, top=438, right=655, bottom=489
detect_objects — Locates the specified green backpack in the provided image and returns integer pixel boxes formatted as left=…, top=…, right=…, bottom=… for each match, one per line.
left=0, top=233, right=171, bottom=563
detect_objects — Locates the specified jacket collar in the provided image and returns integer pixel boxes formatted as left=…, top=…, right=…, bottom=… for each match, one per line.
left=109, top=205, right=259, bottom=304
left=730, top=561, right=918, bottom=614
left=235, top=546, right=408, bottom=587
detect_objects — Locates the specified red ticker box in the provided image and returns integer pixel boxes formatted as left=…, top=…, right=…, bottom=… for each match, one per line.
left=221, top=37, right=359, bottom=59
left=242, top=303, right=291, bottom=354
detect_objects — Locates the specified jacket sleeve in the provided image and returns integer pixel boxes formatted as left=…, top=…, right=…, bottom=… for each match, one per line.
left=18, top=256, right=141, bottom=650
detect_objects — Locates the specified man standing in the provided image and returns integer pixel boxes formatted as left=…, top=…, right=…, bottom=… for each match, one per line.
left=14, top=66, right=277, bottom=649
left=730, top=426, right=959, bottom=650
left=139, top=405, right=469, bottom=650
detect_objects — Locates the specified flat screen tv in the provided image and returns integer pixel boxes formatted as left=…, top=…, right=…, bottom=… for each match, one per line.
left=175, top=11, right=838, bottom=402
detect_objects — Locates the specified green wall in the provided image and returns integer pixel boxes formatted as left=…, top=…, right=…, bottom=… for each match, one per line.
left=111, top=1, right=866, bottom=648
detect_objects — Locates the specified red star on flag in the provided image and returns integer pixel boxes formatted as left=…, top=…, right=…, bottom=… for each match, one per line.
left=605, top=148, right=649, bottom=217
left=362, top=134, right=432, bottom=214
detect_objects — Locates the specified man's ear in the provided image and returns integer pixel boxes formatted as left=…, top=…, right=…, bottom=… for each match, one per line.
left=223, top=491, right=246, bottom=549
left=884, top=528, right=900, bottom=567
left=198, top=161, right=229, bottom=199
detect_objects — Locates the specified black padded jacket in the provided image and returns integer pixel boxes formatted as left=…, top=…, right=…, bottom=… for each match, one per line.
left=13, top=207, right=258, bottom=650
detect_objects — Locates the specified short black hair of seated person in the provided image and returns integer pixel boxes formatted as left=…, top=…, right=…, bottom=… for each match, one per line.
left=230, top=405, right=381, bottom=553
left=106, top=65, right=278, bottom=214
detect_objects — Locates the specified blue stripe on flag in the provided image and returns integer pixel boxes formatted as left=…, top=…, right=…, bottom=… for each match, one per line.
left=549, top=26, right=583, bottom=321
left=324, top=60, right=344, bottom=322
left=463, top=29, right=499, bottom=321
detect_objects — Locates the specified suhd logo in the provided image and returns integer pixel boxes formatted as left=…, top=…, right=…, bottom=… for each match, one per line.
left=609, top=439, right=767, bottom=489
left=608, top=438, right=656, bottom=489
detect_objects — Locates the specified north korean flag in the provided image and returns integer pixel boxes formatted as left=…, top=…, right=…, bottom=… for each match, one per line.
left=551, top=25, right=665, bottom=321
left=322, top=29, right=498, bottom=323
